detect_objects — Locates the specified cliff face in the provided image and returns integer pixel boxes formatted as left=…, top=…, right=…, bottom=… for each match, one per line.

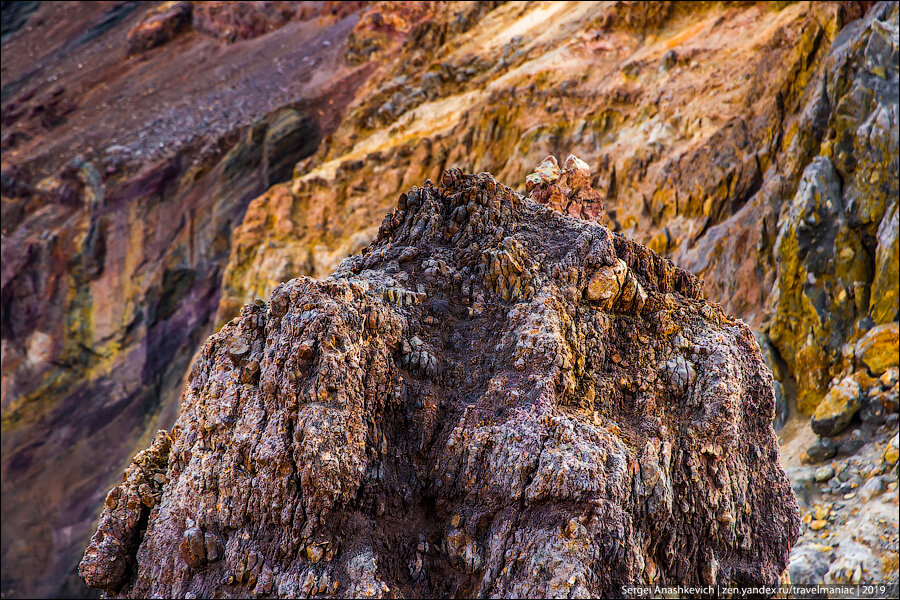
left=218, top=0, right=854, bottom=320
left=1, top=2, right=432, bottom=597
left=765, top=3, right=899, bottom=414
left=2, top=1, right=898, bottom=598
left=80, top=169, right=799, bottom=598
left=216, top=0, right=898, bottom=421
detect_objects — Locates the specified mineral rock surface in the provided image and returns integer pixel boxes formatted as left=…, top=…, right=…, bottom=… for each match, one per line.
left=5, top=2, right=898, bottom=597
left=768, top=2, right=900, bottom=414
left=81, top=168, right=799, bottom=597
left=2, top=3, right=401, bottom=595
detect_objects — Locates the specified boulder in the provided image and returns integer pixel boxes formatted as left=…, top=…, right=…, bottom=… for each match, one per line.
left=805, top=437, right=838, bottom=463
left=80, top=169, right=799, bottom=597
left=811, top=372, right=869, bottom=436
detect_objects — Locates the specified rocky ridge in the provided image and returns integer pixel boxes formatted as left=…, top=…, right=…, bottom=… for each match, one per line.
left=80, top=165, right=798, bottom=598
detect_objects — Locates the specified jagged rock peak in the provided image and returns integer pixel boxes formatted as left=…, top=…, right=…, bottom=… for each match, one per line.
left=81, top=169, right=796, bottom=598
left=525, top=154, right=606, bottom=224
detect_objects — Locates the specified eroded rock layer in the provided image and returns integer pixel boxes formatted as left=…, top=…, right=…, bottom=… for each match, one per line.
left=81, top=170, right=799, bottom=598
left=2, top=3, right=426, bottom=596
left=4, top=2, right=897, bottom=597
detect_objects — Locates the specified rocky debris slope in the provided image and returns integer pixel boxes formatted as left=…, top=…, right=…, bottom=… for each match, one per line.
left=786, top=424, right=899, bottom=588
left=81, top=167, right=799, bottom=598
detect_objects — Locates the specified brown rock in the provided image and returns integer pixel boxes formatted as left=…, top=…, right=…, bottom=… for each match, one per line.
left=80, top=171, right=798, bottom=597
left=179, top=527, right=207, bottom=569
left=126, top=2, right=192, bottom=55
left=528, top=154, right=606, bottom=224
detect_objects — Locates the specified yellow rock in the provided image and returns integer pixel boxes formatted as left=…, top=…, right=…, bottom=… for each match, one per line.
left=809, top=519, right=828, bottom=531
left=305, top=544, right=323, bottom=563
left=855, top=322, right=899, bottom=376
left=884, top=445, right=899, bottom=465
left=814, top=506, right=829, bottom=520
left=648, top=231, right=669, bottom=255
left=848, top=369, right=877, bottom=390
left=811, top=375, right=862, bottom=436
left=870, top=203, right=898, bottom=324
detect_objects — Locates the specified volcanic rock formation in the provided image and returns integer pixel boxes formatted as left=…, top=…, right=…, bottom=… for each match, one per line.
left=80, top=167, right=799, bottom=598
left=4, top=2, right=899, bottom=597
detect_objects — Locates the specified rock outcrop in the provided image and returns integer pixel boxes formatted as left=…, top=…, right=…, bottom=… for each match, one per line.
left=80, top=167, right=799, bottom=597
left=768, top=1, right=899, bottom=415
left=3, top=2, right=898, bottom=597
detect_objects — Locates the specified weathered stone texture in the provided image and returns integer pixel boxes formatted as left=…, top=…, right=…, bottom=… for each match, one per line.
left=768, top=2, right=899, bottom=414
left=81, top=170, right=799, bottom=597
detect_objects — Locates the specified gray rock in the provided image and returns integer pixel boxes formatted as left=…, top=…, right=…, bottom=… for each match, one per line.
left=807, top=437, right=837, bottom=462
left=860, top=394, right=887, bottom=424
left=787, top=466, right=816, bottom=506
left=658, top=49, right=678, bottom=74
left=789, top=543, right=834, bottom=587
left=262, top=108, right=319, bottom=189
left=814, top=465, right=835, bottom=482
left=859, top=475, right=886, bottom=502
left=838, top=429, right=867, bottom=456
